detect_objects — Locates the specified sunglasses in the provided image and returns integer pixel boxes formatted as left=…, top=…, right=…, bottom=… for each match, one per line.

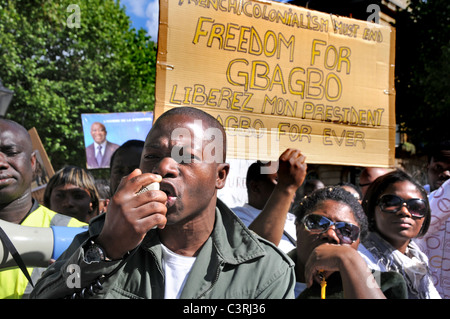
left=301, top=214, right=360, bottom=245
left=377, top=194, right=427, bottom=218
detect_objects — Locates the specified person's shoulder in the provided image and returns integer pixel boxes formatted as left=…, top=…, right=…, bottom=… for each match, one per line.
left=218, top=199, right=293, bottom=268
left=106, top=140, right=120, bottom=148
left=25, top=205, right=87, bottom=228
left=231, top=204, right=259, bottom=224
left=254, top=233, right=295, bottom=267
left=243, top=232, right=296, bottom=298
left=376, top=270, right=409, bottom=299
left=40, top=206, right=88, bottom=227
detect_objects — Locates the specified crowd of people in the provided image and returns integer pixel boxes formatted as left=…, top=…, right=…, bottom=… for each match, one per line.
left=0, top=107, right=449, bottom=299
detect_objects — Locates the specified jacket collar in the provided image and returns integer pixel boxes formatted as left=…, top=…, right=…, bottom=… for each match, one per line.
left=140, top=199, right=268, bottom=299
left=88, top=199, right=268, bottom=298
left=211, top=199, right=266, bottom=264
left=140, top=199, right=267, bottom=265
left=181, top=199, right=268, bottom=298
left=88, top=198, right=267, bottom=265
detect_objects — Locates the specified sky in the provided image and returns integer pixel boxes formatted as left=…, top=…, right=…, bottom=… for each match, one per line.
left=121, top=0, right=290, bottom=42
left=121, top=0, right=160, bottom=41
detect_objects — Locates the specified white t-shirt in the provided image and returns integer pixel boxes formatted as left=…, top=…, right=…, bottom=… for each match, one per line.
left=160, top=244, right=196, bottom=299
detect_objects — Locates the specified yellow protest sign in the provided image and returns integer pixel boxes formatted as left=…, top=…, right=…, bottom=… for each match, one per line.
left=155, top=0, right=396, bottom=167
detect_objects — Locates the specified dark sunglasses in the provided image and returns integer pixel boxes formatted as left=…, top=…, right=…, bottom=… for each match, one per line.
left=301, top=214, right=360, bottom=245
left=377, top=194, right=427, bottom=218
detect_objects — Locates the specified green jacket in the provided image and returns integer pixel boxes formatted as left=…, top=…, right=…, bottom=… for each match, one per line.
left=31, top=200, right=295, bottom=299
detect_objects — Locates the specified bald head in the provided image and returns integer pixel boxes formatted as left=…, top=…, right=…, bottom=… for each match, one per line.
left=0, top=119, right=36, bottom=209
left=152, top=107, right=227, bottom=163
left=0, top=119, right=33, bottom=152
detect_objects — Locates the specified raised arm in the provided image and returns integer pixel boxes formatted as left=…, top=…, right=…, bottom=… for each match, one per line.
left=248, top=149, right=307, bottom=246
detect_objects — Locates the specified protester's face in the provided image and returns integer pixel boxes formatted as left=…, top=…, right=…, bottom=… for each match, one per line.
left=374, top=181, right=425, bottom=244
left=49, top=183, right=93, bottom=222
left=140, top=114, right=228, bottom=225
left=427, top=157, right=450, bottom=192
left=253, top=171, right=278, bottom=207
left=110, top=145, right=143, bottom=194
left=91, top=123, right=107, bottom=144
left=296, top=200, right=360, bottom=266
left=0, top=121, right=36, bottom=204
left=360, top=168, right=388, bottom=197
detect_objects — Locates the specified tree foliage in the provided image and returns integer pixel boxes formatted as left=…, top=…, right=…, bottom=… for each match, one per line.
left=0, top=0, right=157, bottom=169
left=395, top=0, right=450, bottom=150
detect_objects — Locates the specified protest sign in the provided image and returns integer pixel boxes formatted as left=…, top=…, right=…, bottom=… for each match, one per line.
left=29, top=128, right=55, bottom=203
left=155, top=0, right=396, bottom=167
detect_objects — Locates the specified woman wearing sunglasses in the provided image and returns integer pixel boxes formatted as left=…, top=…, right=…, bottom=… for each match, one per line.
left=291, top=186, right=407, bottom=298
left=362, top=169, right=441, bottom=299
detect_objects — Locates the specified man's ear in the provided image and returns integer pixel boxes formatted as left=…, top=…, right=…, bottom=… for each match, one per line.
left=215, top=163, right=230, bottom=189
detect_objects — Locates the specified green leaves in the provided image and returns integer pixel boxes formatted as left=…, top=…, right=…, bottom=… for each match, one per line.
left=0, top=0, right=157, bottom=169
left=395, top=0, right=450, bottom=148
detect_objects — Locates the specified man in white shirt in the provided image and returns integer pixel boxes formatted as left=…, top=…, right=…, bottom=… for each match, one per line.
left=232, top=149, right=307, bottom=253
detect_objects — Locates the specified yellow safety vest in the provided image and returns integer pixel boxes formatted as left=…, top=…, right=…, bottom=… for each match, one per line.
left=0, top=204, right=87, bottom=299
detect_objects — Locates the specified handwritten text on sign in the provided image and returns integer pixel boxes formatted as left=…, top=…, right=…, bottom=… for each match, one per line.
left=155, top=0, right=396, bottom=166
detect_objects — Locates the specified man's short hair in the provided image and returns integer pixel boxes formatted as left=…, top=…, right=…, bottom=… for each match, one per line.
left=154, top=107, right=227, bottom=162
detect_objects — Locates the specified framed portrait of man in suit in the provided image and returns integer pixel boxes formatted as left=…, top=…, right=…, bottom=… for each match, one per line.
left=81, top=112, right=153, bottom=169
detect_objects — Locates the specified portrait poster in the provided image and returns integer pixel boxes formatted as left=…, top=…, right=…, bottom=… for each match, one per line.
left=81, top=112, right=153, bottom=169
left=155, top=0, right=396, bottom=167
